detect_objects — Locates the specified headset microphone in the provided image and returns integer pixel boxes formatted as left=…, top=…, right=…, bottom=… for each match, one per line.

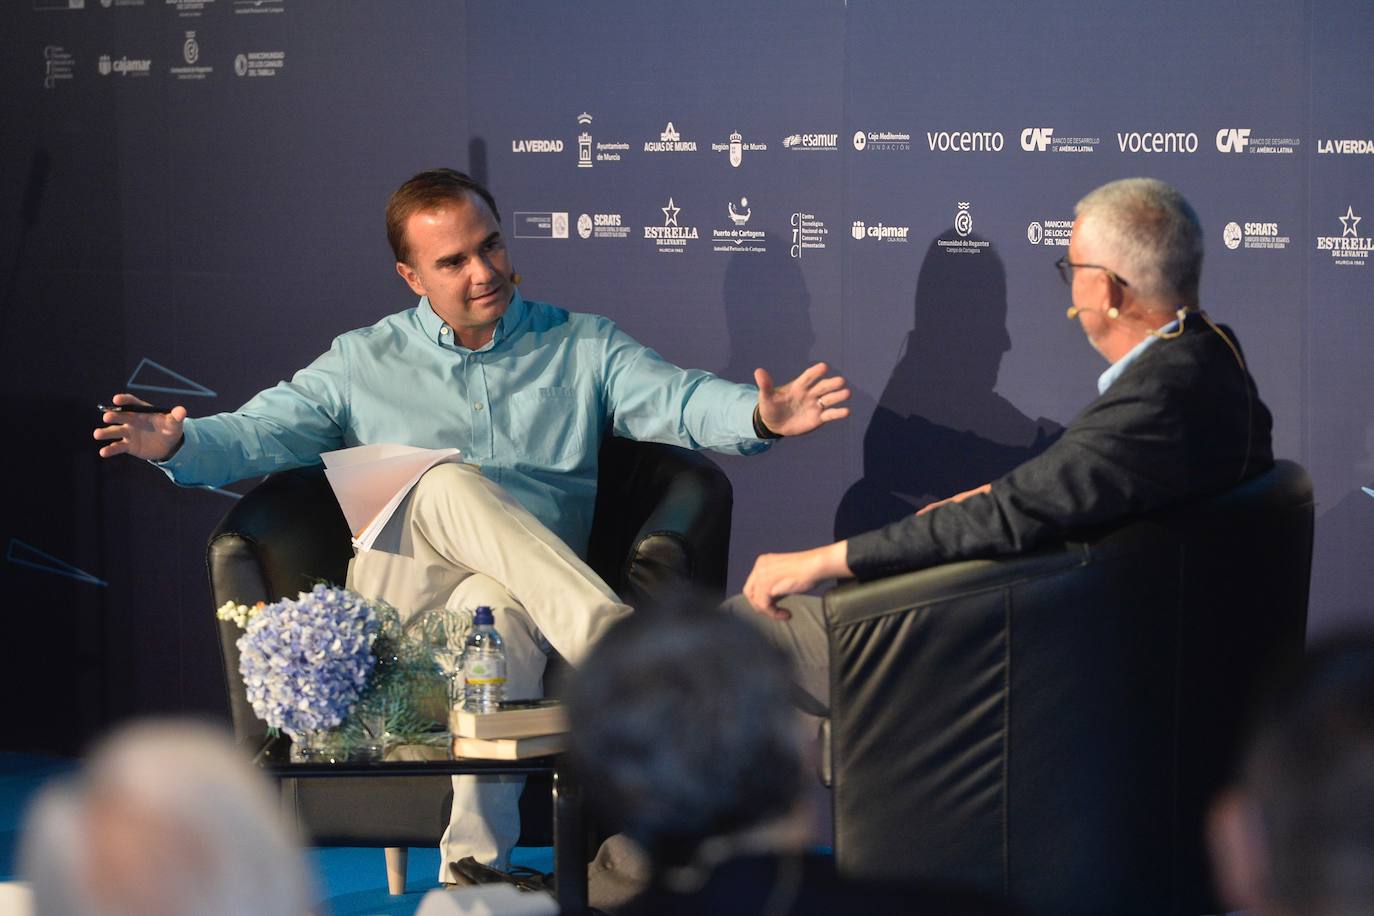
left=1065, top=305, right=1119, bottom=319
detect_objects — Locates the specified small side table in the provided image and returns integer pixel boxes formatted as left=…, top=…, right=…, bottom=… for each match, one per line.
left=263, top=754, right=588, bottom=913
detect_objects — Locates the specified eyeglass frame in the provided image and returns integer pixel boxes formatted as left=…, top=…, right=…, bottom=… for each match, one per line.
left=1055, top=255, right=1130, bottom=288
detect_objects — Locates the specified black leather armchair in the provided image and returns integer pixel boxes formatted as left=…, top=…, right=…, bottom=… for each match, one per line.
left=206, top=437, right=732, bottom=891
left=824, top=459, right=1313, bottom=916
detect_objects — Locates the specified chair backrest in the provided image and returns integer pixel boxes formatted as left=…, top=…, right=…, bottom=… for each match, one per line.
left=207, top=439, right=732, bottom=746
left=826, top=460, right=1313, bottom=916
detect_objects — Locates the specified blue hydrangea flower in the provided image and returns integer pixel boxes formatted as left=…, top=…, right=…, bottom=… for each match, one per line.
left=237, top=584, right=379, bottom=740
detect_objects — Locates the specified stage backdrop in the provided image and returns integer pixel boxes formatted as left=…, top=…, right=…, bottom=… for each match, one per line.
left=2, top=0, right=1370, bottom=753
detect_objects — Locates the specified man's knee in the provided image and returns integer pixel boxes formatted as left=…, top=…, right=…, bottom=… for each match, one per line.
left=414, top=462, right=490, bottom=505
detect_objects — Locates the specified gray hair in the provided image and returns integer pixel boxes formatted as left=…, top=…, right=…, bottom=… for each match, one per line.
left=566, top=606, right=804, bottom=868
left=1074, top=178, right=1204, bottom=309
left=21, top=719, right=313, bottom=916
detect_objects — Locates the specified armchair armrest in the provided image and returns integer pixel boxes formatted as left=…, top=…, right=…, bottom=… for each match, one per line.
left=586, top=438, right=732, bottom=606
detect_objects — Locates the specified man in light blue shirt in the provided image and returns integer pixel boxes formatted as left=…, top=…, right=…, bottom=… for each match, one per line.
left=94, top=168, right=851, bottom=880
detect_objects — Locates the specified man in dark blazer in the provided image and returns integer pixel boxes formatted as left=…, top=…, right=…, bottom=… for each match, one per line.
left=740, top=177, right=1273, bottom=622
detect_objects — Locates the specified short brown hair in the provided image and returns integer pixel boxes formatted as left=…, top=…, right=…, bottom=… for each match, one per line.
left=385, top=168, right=501, bottom=265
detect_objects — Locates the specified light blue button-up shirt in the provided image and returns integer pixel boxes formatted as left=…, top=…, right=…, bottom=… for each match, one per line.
left=162, top=292, right=768, bottom=556
left=1096, top=317, right=1181, bottom=395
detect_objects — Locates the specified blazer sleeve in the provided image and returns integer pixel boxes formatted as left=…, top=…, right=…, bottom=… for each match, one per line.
left=845, top=366, right=1190, bottom=579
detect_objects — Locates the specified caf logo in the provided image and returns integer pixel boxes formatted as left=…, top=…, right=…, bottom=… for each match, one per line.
left=577, top=213, right=593, bottom=239
left=851, top=220, right=866, bottom=240
left=1223, top=222, right=1242, bottom=250
left=852, top=131, right=866, bottom=151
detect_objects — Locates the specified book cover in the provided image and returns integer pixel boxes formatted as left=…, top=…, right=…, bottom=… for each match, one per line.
left=449, top=702, right=567, bottom=739
left=451, top=732, right=568, bottom=760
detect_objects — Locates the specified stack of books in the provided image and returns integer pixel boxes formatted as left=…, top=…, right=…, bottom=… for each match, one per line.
left=448, top=700, right=569, bottom=760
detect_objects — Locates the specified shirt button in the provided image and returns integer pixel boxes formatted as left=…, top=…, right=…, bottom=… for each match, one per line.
left=440, top=326, right=451, bottom=336
left=473, top=402, right=484, bottom=411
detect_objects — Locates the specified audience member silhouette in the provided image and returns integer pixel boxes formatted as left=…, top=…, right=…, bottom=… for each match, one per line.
left=1209, top=634, right=1374, bottom=915
left=567, top=605, right=1017, bottom=915
left=20, top=719, right=313, bottom=916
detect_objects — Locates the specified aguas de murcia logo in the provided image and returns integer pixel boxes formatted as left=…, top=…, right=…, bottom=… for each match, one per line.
left=1316, top=206, right=1371, bottom=268
left=644, top=123, right=697, bottom=153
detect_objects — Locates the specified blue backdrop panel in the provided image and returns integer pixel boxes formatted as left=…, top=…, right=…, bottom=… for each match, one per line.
left=0, top=0, right=1368, bottom=750
left=1307, top=0, right=1374, bottom=631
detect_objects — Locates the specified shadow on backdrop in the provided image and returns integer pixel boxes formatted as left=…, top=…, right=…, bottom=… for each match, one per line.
left=835, top=232, right=1061, bottom=540
left=1310, top=420, right=1374, bottom=633
left=719, top=231, right=815, bottom=382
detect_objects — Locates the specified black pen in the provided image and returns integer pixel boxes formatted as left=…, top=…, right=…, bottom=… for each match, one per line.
left=97, top=403, right=171, bottom=414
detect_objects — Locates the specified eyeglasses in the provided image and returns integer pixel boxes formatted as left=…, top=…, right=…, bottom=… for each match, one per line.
left=1055, top=255, right=1130, bottom=288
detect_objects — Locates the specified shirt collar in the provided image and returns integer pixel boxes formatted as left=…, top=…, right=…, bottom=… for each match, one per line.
left=1097, top=316, right=1181, bottom=395
left=417, top=289, right=528, bottom=351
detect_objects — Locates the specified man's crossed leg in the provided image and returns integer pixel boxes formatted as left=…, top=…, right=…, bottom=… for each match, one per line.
left=344, top=462, right=630, bottom=883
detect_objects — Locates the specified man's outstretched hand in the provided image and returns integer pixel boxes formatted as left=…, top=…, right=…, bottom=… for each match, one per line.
left=93, top=393, right=187, bottom=461
left=755, top=362, right=850, bottom=437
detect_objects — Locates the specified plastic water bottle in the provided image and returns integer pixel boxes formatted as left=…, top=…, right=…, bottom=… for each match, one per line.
left=463, top=606, right=507, bottom=714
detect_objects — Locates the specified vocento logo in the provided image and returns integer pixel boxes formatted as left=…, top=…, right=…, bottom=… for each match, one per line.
left=1116, top=131, right=1199, bottom=153
left=927, top=130, right=1003, bottom=152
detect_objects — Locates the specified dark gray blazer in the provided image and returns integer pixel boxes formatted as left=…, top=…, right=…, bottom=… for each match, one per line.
left=847, top=317, right=1274, bottom=579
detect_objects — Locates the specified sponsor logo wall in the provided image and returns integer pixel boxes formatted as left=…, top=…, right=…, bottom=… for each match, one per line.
left=11, top=1, right=1372, bottom=748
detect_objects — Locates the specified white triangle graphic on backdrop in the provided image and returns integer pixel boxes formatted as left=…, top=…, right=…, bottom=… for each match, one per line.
left=126, top=357, right=217, bottom=397
left=6, top=539, right=107, bottom=586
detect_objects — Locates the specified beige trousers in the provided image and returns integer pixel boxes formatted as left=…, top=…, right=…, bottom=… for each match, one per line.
left=345, top=463, right=631, bottom=882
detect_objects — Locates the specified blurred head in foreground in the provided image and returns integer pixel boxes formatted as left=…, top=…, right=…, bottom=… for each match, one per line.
left=21, top=719, right=312, bottom=916
left=1209, top=635, right=1374, bottom=916
left=567, top=606, right=807, bottom=872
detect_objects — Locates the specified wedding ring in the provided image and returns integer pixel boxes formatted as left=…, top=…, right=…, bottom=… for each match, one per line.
left=817, top=397, right=826, bottom=409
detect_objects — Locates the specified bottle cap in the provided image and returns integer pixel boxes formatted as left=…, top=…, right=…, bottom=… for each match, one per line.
left=473, top=606, right=494, bottom=626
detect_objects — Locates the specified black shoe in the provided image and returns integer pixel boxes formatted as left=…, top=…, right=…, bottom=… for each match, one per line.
left=450, top=856, right=553, bottom=893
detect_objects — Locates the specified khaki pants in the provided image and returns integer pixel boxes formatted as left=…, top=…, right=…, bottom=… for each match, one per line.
left=345, top=463, right=630, bottom=882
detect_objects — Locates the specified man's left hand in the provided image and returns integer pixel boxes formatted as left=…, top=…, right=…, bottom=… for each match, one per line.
left=755, top=362, right=850, bottom=437
left=743, top=541, right=851, bottom=618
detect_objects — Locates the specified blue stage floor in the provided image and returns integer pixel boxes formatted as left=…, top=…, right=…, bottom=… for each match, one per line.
left=0, top=753, right=552, bottom=916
